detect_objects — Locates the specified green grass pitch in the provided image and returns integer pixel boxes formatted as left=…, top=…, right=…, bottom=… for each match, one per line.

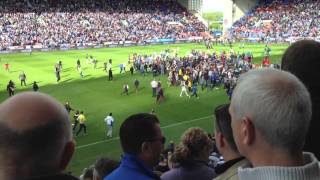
left=0, top=43, right=288, bottom=175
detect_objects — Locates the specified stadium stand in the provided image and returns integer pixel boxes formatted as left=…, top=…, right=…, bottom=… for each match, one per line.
left=229, top=0, right=320, bottom=42
left=2, top=0, right=320, bottom=179
left=0, top=0, right=206, bottom=50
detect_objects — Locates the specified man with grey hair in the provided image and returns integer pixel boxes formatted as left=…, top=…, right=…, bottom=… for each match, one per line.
left=0, top=92, right=77, bottom=180
left=229, top=69, right=320, bottom=180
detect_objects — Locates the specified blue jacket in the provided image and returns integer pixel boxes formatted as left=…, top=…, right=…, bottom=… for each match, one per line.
left=104, top=153, right=160, bottom=180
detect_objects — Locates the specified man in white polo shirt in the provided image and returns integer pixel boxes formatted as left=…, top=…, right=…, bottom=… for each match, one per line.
left=105, top=113, right=115, bottom=138
left=151, top=79, right=158, bottom=97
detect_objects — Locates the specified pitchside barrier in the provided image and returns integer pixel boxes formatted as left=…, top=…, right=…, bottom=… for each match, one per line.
left=1, top=36, right=319, bottom=54
left=0, top=38, right=199, bottom=54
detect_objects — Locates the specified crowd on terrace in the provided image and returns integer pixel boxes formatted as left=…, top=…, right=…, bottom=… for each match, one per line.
left=230, top=0, right=320, bottom=41
left=0, top=0, right=206, bottom=50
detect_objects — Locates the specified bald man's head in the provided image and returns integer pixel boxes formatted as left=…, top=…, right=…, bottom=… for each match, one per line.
left=0, top=92, right=74, bottom=178
left=0, top=92, right=66, bottom=129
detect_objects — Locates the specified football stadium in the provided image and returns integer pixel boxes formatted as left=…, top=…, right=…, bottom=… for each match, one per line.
left=0, top=0, right=319, bottom=179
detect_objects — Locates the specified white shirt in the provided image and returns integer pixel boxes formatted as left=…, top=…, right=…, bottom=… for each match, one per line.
left=105, top=115, right=114, bottom=126
left=123, top=84, right=129, bottom=89
left=151, top=80, right=158, bottom=88
left=181, top=82, right=187, bottom=91
left=238, top=152, right=320, bottom=180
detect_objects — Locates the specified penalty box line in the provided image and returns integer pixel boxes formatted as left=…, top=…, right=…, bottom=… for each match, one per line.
left=76, top=115, right=213, bottom=150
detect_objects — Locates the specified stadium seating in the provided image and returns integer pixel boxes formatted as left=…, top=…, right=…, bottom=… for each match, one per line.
left=0, top=0, right=206, bottom=50
left=229, top=0, right=320, bottom=42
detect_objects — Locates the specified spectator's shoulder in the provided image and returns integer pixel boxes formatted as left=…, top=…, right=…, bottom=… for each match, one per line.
left=104, top=167, right=121, bottom=180
left=105, top=166, right=155, bottom=180
left=160, top=168, right=180, bottom=180
left=214, top=159, right=249, bottom=180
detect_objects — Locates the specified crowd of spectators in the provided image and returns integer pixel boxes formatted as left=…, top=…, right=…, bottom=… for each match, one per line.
left=75, top=46, right=266, bottom=179
left=0, top=0, right=206, bottom=50
left=129, top=47, right=258, bottom=100
left=230, top=0, right=320, bottom=42
left=0, top=40, right=319, bottom=180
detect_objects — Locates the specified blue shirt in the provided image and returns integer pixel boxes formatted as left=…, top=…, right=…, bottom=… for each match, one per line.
left=104, top=153, right=159, bottom=180
left=192, top=86, right=197, bottom=93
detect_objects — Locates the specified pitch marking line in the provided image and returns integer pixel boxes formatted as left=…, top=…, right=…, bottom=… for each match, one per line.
left=76, top=115, right=213, bottom=150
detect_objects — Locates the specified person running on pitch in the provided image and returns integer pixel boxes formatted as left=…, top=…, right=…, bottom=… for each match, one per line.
left=104, top=113, right=115, bottom=138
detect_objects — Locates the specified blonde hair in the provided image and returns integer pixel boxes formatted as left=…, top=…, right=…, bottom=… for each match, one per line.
left=171, top=127, right=211, bottom=165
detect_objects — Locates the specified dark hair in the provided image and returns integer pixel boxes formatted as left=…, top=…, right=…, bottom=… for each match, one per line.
left=281, top=40, right=320, bottom=159
left=94, top=157, right=119, bottom=179
left=214, top=104, right=238, bottom=152
left=282, top=40, right=320, bottom=96
left=83, top=166, right=94, bottom=179
left=120, top=113, right=160, bottom=155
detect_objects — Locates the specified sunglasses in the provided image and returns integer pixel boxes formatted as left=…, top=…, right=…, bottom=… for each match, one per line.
left=146, top=136, right=166, bottom=144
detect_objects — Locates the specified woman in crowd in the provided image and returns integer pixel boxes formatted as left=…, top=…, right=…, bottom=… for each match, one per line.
left=161, top=128, right=216, bottom=180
